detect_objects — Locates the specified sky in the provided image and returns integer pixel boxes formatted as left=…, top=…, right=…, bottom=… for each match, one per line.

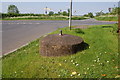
left=1, top=0, right=119, bottom=2
left=1, top=2, right=118, bottom=15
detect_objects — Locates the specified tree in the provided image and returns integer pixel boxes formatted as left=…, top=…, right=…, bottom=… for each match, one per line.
left=8, top=5, right=19, bottom=14
left=96, top=11, right=105, bottom=16
left=62, top=11, right=68, bottom=16
left=110, top=7, right=120, bottom=15
left=83, top=14, right=88, bottom=17
left=48, top=11, right=54, bottom=16
left=67, top=9, right=70, bottom=17
left=88, top=12, right=94, bottom=18
left=58, top=12, right=61, bottom=15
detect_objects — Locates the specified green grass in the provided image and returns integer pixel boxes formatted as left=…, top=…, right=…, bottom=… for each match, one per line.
left=2, top=17, right=67, bottom=20
left=95, top=16, right=118, bottom=21
left=1, top=24, right=119, bottom=78
left=1, top=16, right=88, bottom=20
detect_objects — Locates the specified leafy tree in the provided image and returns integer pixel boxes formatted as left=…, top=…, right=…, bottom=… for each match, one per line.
left=67, top=9, right=70, bottom=16
left=8, top=5, right=19, bottom=14
left=111, top=7, right=120, bottom=15
left=54, top=13, right=59, bottom=16
left=48, top=11, right=54, bottom=16
left=88, top=12, right=94, bottom=18
left=96, top=11, right=105, bottom=16
left=62, top=11, right=68, bottom=16
left=58, top=12, right=61, bottom=15
left=83, top=14, right=88, bottom=17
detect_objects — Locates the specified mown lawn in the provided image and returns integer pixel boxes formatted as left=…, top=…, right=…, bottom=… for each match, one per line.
left=95, top=16, right=118, bottom=21
left=1, top=24, right=119, bottom=78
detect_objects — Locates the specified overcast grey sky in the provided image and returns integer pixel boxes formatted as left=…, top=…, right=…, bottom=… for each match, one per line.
left=2, top=2, right=118, bottom=15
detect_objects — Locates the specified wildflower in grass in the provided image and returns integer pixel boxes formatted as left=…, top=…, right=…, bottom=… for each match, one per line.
left=97, top=58, right=100, bottom=61
left=70, top=74, right=73, bottom=76
left=71, top=60, right=74, bottom=62
left=84, top=72, right=87, bottom=74
left=87, top=68, right=89, bottom=70
left=78, top=73, right=81, bottom=76
left=75, top=64, right=79, bottom=66
left=41, top=66, right=44, bottom=69
left=36, top=44, right=38, bottom=46
left=58, top=75, right=60, bottom=77
left=115, top=66, right=118, bottom=69
left=59, top=63, right=62, bottom=66
left=21, top=71, right=23, bottom=73
left=64, top=60, right=67, bottom=62
left=24, top=50, right=26, bottom=52
left=73, top=63, right=75, bottom=64
left=112, top=59, right=115, bottom=62
left=105, top=52, right=107, bottom=53
left=93, top=60, right=97, bottom=62
left=97, top=59, right=100, bottom=62
left=15, top=71, right=16, bottom=74
left=106, top=61, right=109, bottom=63
left=89, top=46, right=90, bottom=48
left=101, top=74, right=107, bottom=77
left=99, top=63, right=103, bottom=65
left=72, top=71, right=77, bottom=75
left=91, top=65, right=95, bottom=67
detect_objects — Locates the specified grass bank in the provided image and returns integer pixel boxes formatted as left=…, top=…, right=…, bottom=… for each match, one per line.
left=1, top=24, right=119, bottom=78
left=95, top=16, right=118, bottom=21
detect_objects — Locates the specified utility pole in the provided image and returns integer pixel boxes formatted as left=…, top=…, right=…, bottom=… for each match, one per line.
left=45, top=6, right=47, bottom=15
left=69, top=0, right=72, bottom=30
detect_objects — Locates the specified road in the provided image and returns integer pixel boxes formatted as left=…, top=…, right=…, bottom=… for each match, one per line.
left=1, top=19, right=117, bottom=55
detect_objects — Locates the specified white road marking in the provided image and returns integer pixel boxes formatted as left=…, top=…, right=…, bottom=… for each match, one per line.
left=28, top=23, right=33, bottom=24
left=23, top=23, right=26, bottom=24
left=36, top=23, right=40, bottom=24
left=17, top=23, right=20, bottom=24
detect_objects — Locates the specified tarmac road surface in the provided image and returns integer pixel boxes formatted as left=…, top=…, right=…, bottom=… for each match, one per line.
left=1, top=19, right=117, bottom=55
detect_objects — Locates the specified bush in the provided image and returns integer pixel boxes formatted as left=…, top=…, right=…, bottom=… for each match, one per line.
left=72, top=17, right=86, bottom=20
left=49, top=11, right=54, bottom=16
left=88, top=12, right=94, bottom=18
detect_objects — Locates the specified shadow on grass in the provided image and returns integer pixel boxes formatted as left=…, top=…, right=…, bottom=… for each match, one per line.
left=73, top=28, right=85, bottom=34
left=73, top=42, right=89, bottom=53
left=102, top=25, right=118, bottom=34
left=102, top=26, right=113, bottom=28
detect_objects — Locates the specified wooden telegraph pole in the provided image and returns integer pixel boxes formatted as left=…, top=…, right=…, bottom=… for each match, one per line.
left=69, top=0, right=72, bottom=30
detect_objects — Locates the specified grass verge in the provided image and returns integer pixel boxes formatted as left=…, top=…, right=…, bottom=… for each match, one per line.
left=95, top=16, right=118, bottom=21
left=1, top=24, right=119, bottom=78
left=1, top=16, right=88, bottom=20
